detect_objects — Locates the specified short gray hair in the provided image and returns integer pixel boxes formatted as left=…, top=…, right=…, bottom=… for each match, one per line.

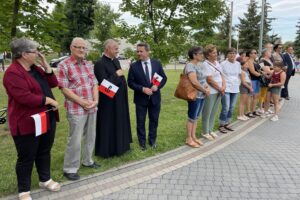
left=71, top=37, right=86, bottom=46
left=11, top=37, right=39, bottom=59
left=261, top=48, right=270, bottom=57
left=137, top=42, right=150, bottom=51
left=104, top=39, right=118, bottom=50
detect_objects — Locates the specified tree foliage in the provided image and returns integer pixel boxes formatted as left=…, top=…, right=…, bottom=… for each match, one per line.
left=120, top=0, right=225, bottom=64
left=237, top=0, right=274, bottom=51
left=294, top=19, right=300, bottom=58
left=237, top=0, right=261, bottom=50
left=215, top=6, right=237, bottom=53
left=89, top=2, right=121, bottom=53
left=61, top=0, right=96, bottom=52
left=0, top=0, right=68, bottom=52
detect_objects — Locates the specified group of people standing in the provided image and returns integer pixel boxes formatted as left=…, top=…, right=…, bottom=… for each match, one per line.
left=183, top=42, right=296, bottom=148
left=3, top=37, right=167, bottom=200
left=2, top=36, right=296, bottom=200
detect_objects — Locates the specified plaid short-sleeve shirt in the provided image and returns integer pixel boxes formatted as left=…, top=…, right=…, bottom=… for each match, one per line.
left=57, top=56, right=98, bottom=115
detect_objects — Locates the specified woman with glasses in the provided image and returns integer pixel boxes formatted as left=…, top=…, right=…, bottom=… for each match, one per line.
left=184, top=46, right=210, bottom=148
left=245, top=49, right=264, bottom=118
left=3, top=38, right=60, bottom=200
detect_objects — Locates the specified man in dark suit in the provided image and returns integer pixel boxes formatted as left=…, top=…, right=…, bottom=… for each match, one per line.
left=281, top=45, right=296, bottom=100
left=128, top=43, right=167, bottom=150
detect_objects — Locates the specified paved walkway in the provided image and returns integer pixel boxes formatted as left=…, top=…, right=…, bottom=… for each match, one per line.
left=2, top=76, right=300, bottom=200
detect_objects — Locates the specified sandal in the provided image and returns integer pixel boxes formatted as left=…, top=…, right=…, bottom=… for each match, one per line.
left=246, top=112, right=255, bottom=118
left=192, top=138, right=203, bottom=146
left=19, top=192, right=32, bottom=200
left=185, top=140, right=200, bottom=148
left=202, top=134, right=214, bottom=141
left=210, top=132, right=218, bottom=138
left=39, top=179, right=61, bottom=192
left=218, top=126, right=228, bottom=134
left=224, top=124, right=234, bottom=131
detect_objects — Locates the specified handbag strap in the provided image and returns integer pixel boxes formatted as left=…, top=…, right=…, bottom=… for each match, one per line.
left=206, top=60, right=223, bottom=75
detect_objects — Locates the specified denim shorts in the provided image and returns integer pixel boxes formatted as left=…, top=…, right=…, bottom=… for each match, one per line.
left=268, top=87, right=281, bottom=95
left=187, top=98, right=205, bottom=122
left=251, top=80, right=260, bottom=94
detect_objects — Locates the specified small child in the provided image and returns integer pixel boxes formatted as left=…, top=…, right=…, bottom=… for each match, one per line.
left=238, top=62, right=253, bottom=121
left=261, top=61, right=286, bottom=121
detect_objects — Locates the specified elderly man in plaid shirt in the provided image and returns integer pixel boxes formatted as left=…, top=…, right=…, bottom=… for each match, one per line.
left=57, top=37, right=100, bottom=181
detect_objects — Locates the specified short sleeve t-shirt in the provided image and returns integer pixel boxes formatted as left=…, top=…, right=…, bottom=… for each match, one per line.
left=220, top=60, right=241, bottom=93
left=203, top=60, right=223, bottom=94
left=185, top=62, right=207, bottom=99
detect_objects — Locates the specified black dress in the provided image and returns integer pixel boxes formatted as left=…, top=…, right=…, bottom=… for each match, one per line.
left=94, top=55, right=132, bottom=158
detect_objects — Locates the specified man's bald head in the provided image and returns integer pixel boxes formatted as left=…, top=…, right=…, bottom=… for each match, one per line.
left=70, top=37, right=87, bottom=60
left=104, top=39, right=119, bottom=58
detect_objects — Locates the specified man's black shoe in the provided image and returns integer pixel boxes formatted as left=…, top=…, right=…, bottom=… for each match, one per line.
left=64, top=172, right=80, bottom=181
left=82, top=162, right=101, bottom=169
left=140, top=145, right=147, bottom=151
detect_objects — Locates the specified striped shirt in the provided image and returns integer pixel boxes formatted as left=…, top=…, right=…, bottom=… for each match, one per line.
left=57, top=55, right=98, bottom=115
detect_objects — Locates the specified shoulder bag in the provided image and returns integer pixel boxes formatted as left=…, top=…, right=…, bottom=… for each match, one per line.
left=174, top=66, right=197, bottom=101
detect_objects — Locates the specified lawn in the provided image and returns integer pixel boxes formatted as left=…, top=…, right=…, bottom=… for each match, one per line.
left=0, top=68, right=236, bottom=197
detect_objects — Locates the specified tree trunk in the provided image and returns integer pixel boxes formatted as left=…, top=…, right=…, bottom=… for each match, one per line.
left=11, top=0, right=20, bottom=38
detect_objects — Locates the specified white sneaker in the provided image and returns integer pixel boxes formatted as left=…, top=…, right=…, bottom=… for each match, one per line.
left=270, top=115, right=279, bottom=121
left=268, top=109, right=274, bottom=114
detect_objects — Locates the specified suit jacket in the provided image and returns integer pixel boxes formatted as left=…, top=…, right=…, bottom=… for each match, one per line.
left=283, top=53, right=295, bottom=76
left=3, top=60, right=59, bottom=136
left=128, top=59, right=167, bottom=106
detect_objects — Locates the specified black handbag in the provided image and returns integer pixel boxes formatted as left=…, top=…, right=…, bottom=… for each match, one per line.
left=259, top=75, right=270, bottom=87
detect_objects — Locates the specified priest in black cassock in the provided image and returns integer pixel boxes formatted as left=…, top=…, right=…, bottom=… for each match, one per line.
left=94, top=39, right=132, bottom=158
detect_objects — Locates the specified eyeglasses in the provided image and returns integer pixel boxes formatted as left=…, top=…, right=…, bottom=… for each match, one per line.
left=26, top=51, right=38, bottom=54
left=73, top=46, right=88, bottom=50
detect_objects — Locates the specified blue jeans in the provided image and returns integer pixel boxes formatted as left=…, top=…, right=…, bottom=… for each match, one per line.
left=187, top=98, right=205, bottom=122
left=219, top=92, right=239, bottom=125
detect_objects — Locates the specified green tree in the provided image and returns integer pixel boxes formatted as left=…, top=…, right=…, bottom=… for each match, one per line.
left=294, top=19, right=300, bottom=58
left=237, top=0, right=261, bottom=50
left=269, top=32, right=281, bottom=44
left=62, top=0, right=96, bottom=52
left=0, top=0, right=67, bottom=53
left=215, top=6, right=237, bottom=53
left=120, top=0, right=225, bottom=64
left=47, top=1, right=69, bottom=54
left=89, top=2, right=121, bottom=53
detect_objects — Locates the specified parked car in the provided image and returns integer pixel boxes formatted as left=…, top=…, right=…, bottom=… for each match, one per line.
left=50, top=56, right=69, bottom=68
left=178, top=56, right=188, bottom=64
left=117, top=54, right=126, bottom=60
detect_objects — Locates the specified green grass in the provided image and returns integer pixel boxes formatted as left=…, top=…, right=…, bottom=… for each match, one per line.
left=0, top=69, right=237, bottom=197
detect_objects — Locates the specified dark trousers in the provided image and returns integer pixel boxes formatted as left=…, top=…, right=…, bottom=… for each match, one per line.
left=281, top=74, right=291, bottom=98
left=13, top=114, right=56, bottom=193
left=135, top=102, right=160, bottom=146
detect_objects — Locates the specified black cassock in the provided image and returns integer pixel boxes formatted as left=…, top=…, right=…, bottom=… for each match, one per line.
left=94, top=55, right=132, bottom=158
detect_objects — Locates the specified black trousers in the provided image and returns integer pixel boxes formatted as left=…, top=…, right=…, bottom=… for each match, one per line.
left=13, top=113, right=56, bottom=193
left=135, top=102, right=160, bottom=146
left=281, top=73, right=291, bottom=98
